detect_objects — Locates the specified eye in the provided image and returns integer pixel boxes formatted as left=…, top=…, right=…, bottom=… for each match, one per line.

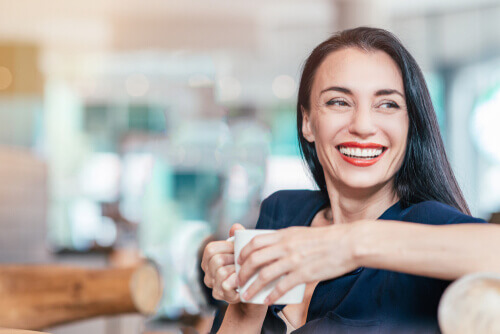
left=378, top=101, right=400, bottom=109
left=326, top=99, right=350, bottom=107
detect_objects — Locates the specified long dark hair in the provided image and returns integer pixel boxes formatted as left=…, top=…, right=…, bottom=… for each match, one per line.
left=297, top=27, right=471, bottom=214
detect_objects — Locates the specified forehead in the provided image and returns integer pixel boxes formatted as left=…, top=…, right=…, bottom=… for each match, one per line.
left=312, top=47, right=404, bottom=95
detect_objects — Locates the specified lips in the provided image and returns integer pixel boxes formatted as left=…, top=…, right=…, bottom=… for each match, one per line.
left=336, top=142, right=387, bottom=167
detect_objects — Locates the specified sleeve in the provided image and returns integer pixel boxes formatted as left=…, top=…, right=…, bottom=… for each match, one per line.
left=209, top=193, right=279, bottom=333
left=403, top=201, right=487, bottom=226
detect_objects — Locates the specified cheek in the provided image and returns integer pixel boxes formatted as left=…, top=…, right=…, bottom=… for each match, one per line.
left=312, top=113, right=348, bottom=143
left=378, top=115, right=408, bottom=148
left=381, top=118, right=409, bottom=172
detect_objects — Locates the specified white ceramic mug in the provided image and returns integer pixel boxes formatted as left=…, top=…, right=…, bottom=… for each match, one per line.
left=228, top=229, right=306, bottom=305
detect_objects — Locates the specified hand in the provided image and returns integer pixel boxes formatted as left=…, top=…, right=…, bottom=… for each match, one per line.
left=237, top=223, right=359, bottom=305
left=201, top=223, right=244, bottom=303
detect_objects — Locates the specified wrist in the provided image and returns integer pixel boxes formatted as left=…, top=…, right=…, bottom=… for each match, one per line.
left=233, top=302, right=267, bottom=318
left=219, top=303, right=267, bottom=333
left=349, top=220, right=375, bottom=268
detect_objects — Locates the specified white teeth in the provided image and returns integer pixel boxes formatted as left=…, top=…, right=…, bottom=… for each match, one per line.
left=338, top=146, right=383, bottom=159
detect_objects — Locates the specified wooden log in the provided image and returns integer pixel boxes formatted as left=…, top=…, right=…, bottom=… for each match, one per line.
left=130, top=261, right=163, bottom=315
left=0, top=265, right=138, bottom=330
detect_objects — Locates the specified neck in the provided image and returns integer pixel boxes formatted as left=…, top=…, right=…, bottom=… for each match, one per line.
left=324, top=178, right=399, bottom=224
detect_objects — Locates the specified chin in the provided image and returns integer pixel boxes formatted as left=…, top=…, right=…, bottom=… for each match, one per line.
left=335, top=169, right=392, bottom=192
left=341, top=179, right=383, bottom=191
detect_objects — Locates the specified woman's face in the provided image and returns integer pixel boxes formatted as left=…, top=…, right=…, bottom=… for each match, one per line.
left=303, top=47, right=409, bottom=192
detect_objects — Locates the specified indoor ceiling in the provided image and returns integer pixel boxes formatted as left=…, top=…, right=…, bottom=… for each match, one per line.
left=1, top=0, right=499, bottom=104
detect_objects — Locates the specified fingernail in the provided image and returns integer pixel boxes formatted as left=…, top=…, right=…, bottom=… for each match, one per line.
left=264, top=297, right=270, bottom=304
left=242, top=292, right=249, bottom=300
left=235, top=277, right=240, bottom=286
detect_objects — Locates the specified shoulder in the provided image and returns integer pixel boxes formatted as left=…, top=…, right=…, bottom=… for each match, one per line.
left=400, top=201, right=487, bottom=225
left=256, top=190, right=327, bottom=230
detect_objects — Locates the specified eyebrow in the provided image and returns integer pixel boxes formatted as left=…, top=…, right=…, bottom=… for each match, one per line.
left=320, top=86, right=405, bottom=98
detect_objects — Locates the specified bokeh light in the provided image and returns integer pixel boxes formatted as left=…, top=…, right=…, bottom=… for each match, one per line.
left=125, top=73, right=150, bottom=97
left=471, top=86, right=500, bottom=163
left=272, top=75, right=296, bottom=99
left=216, top=76, right=241, bottom=102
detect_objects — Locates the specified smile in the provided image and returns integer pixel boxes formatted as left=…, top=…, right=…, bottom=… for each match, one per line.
left=336, top=142, right=387, bottom=167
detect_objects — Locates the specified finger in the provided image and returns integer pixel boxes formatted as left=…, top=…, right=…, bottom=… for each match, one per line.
left=203, top=273, right=214, bottom=288
left=238, top=232, right=281, bottom=265
left=201, top=240, right=234, bottom=272
left=215, top=265, right=236, bottom=288
left=222, top=272, right=240, bottom=303
left=212, top=286, right=224, bottom=300
left=264, top=271, right=303, bottom=305
left=208, top=253, right=234, bottom=281
left=238, top=245, right=286, bottom=285
left=222, top=271, right=238, bottom=291
left=229, top=223, right=245, bottom=237
left=242, top=257, right=293, bottom=301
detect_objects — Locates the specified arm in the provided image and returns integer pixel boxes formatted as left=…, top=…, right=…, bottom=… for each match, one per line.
left=237, top=218, right=497, bottom=304
left=217, top=304, right=267, bottom=334
left=353, top=220, right=499, bottom=280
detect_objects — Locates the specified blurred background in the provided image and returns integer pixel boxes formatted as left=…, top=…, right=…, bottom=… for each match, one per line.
left=1, top=0, right=500, bottom=333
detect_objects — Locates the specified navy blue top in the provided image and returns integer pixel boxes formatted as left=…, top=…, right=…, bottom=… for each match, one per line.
left=210, top=190, right=487, bottom=333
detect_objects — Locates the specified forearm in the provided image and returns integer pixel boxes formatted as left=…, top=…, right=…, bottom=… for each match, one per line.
left=218, top=303, right=267, bottom=334
left=352, top=221, right=498, bottom=280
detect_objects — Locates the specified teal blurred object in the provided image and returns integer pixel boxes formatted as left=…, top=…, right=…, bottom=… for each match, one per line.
left=425, top=73, right=446, bottom=138
left=269, top=104, right=301, bottom=157
left=143, top=220, right=212, bottom=318
left=172, top=171, right=222, bottom=221
left=139, top=158, right=223, bottom=251
left=138, top=116, right=270, bottom=318
left=128, top=104, right=166, bottom=134
left=83, top=103, right=167, bottom=152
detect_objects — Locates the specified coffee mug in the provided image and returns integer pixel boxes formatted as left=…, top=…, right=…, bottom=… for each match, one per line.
left=228, top=229, right=306, bottom=305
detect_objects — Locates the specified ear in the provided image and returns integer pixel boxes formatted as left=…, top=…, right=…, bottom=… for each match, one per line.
left=301, top=106, right=315, bottom=143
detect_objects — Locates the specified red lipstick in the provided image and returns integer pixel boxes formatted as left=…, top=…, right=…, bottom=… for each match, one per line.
left=337, top=142, right=386, bottom=167
left=338, top=142, right=385, bottom=149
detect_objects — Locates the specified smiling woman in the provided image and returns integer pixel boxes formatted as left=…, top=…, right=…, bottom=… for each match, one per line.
left=301, top=47, right=409, bottom=197
left=202, top=27, right=491, bottom=334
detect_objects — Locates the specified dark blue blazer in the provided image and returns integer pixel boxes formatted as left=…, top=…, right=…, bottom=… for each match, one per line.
left=210, top=190, right=486, bottom=333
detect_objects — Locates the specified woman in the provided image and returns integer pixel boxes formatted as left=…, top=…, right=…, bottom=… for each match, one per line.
left=201, top=27, right=490, bottom=333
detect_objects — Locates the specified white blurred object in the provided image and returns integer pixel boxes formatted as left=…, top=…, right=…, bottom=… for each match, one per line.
left=272, top=75, right=296, bottom=99
left=227, top=164, right=249, bottom=201
left=478, top=166, right=500, bottom=215
left=216, top=76, right=242, bottom=102
left=262, top=156, right=316, bottom=199
left=69, top=198, right=117, bottom=250
left=79, top=153, right=121, bottom=202
left=439, top=272, right=500, bottom=334
left=120, top=153, right=155, bottom=223
left=470, top=87, right=500, bottom=164
left=95, top=216, right=118, bottom=247
left=188, top=74, right=213, bottom=87
left=125, top=73, right=150, bottom=97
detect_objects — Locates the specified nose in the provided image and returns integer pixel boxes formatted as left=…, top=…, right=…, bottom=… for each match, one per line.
left=348, top=107, right=377, bottom=138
